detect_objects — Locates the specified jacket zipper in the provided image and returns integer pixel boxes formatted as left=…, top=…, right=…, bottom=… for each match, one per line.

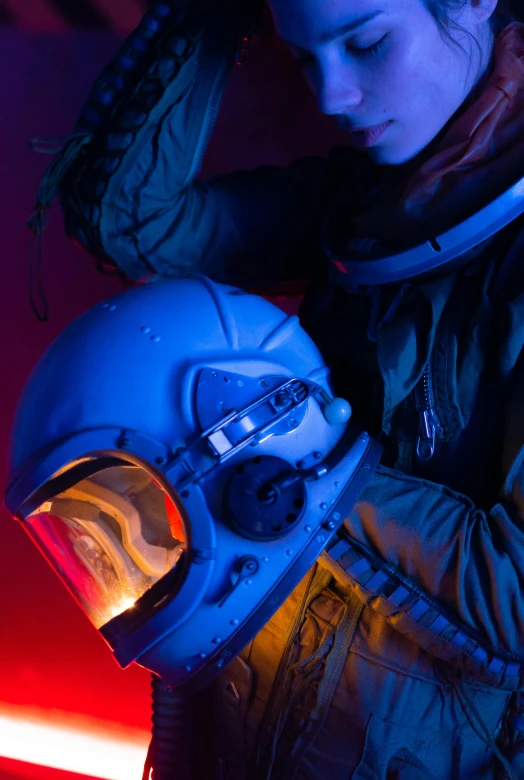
left=415, top=363, right=443, bottom=461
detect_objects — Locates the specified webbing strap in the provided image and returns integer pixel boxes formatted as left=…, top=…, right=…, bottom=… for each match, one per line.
left=320, top=530, right=523, bottom=689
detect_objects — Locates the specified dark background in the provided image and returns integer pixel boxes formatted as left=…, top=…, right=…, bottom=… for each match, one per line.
left=0, top=0, right=348, bottom=769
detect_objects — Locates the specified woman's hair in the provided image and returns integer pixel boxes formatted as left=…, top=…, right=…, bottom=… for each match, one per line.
left=420, top=0, right=519, bottom=78
left=261, top=1, right=519, bottom=46
left=260, top=0, right=519, bottom=71
left=423, top=0, right=519, bottom=48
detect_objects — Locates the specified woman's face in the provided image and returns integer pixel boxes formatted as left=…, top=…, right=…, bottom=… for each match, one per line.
left=268, top=0, right=496, bottom=164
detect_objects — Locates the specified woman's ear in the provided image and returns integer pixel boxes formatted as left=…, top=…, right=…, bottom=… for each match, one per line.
left=468, top=0, right=501, bottom=25
left=449, top=0, right=499, bottom=27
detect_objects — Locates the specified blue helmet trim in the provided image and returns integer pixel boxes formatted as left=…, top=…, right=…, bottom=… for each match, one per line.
left=329, top=173, right=524, bottom=286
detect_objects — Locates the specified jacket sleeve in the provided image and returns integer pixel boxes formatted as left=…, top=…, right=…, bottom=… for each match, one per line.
left=320, top=360, right=524, bottom=690
left=58, top=1, right=333, bottom=288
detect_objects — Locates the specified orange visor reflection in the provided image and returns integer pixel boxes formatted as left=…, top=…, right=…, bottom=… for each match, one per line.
left=23, top=462, right=187, bottom=629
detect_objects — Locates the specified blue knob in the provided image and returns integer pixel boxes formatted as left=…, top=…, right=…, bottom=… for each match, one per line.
left=324, top=397, right=352, bottom=424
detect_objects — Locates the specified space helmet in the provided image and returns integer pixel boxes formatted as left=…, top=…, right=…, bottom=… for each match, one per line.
left=5, top=276, right=379, bottom=694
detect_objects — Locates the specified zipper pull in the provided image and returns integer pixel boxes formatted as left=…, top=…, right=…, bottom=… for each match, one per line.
left=416, top=409, right=438, bottom=461
left=415, top=364, right=443, bottom=461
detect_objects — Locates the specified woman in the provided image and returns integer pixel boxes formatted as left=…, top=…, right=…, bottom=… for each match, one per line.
left=49, top=0, right=524, bottom=776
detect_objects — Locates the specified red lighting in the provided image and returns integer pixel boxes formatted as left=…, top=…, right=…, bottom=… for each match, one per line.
left=0, top=705, right=149, bottom=780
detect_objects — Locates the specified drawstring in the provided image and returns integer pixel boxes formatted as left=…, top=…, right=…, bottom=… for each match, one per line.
left=252, top=566, right=331, bottom=780
left=26, top=132, right=93, bottom=322
left=450, top=674, right=518, bottom=780
left=262, top=591, right=363, bottom=780
left=28, top=137, right=78, bottom=154
left=264, top=614, right=336, bottom=780
left=27, top=133, right=92, bottom=233
left=283, top=598, right=364, bottom=780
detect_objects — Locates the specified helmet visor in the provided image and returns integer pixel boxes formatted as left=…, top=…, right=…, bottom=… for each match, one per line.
left=21, top=459, right=187, bottom=629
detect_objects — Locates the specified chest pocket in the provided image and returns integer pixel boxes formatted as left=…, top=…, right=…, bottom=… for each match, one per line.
left=351, top=714, right=439, bottom=780
left=351, top=710, right=504, bottom=780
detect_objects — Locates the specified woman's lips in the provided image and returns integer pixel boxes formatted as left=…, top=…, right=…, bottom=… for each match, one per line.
left=348, top=120, right=392, bottom=148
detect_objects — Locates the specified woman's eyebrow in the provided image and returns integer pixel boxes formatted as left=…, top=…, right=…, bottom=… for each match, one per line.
left=280, top=10, right=384, bottom=48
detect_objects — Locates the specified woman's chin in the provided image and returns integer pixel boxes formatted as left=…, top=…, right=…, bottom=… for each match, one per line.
left=368, top=138, right=429, bottom=167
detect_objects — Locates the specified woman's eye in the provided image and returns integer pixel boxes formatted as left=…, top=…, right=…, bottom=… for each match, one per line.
left=294, top=33, right=387, bottom=68
left=347, top=34, right=387, bottom=57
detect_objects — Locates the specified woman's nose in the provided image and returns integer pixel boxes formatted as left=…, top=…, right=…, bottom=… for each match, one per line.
left=316, top=64, right=363, bottom=116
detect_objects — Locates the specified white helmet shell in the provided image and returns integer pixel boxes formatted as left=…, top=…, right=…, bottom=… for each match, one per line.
left=6, top=277, right=378, bottom=692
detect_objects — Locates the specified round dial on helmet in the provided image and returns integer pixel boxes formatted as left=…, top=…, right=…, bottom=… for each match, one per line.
left=225, top=455, right=306, bottom=541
